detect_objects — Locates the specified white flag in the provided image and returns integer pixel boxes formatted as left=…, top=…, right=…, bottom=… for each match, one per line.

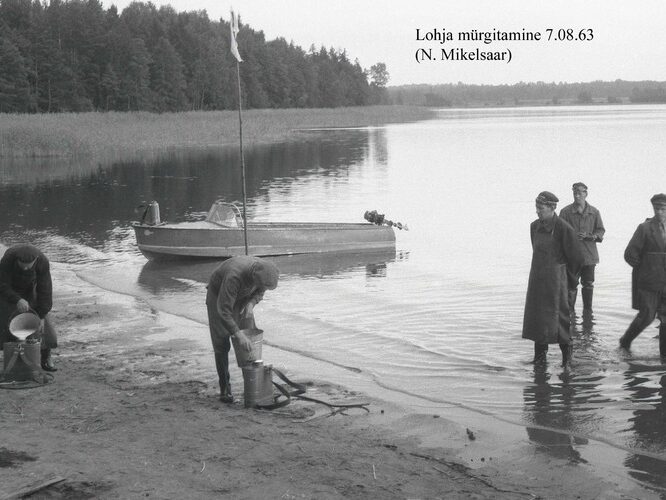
left=230, top=9, right=243, bottom=62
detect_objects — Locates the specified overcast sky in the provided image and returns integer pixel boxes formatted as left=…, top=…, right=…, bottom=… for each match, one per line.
left=105, top=0, right=666, bottom=87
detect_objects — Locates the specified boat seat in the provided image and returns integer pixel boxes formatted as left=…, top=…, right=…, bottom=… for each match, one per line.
left=205, top=201, right=243, bottom=228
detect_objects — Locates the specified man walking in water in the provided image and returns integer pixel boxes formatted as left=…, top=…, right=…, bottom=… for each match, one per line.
left=206, top=256, right=279, bottom=403
left=620, top=193, right=666, bottom=356
left=559, top=182, right=605, bottom=317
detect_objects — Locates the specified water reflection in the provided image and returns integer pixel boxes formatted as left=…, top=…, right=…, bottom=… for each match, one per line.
left=0, top=130, right=388, bottom=250
left=570, top=311, right=602, bottom=355
left=137, top=249, right=397, bottom=294
left=523, top=368, right=590, bottom=463
left=622, top=369, right=666, bottom=490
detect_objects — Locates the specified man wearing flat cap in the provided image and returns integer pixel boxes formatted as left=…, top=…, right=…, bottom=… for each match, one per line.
left=620, top=193, right=666, bottom=356
left=559, top=182, right=605, bottom=316
left=523, top=191, right=583, bottom=368
left=206, top=256, right=279, bottom=403
left=0, top=244, right=58, bottom=371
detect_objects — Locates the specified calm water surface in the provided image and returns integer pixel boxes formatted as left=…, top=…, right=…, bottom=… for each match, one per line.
left=2, top=105, right=666, bottom=489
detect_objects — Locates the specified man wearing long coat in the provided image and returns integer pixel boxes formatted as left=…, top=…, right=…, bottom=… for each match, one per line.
left=523, top=191, right=583, bottom=367
left=620, top=193, right=666, bottom=355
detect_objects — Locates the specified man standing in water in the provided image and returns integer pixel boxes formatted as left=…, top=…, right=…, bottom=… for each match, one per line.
left=559, top=182, right=605, bottom=317
left=0, top=244, right=58, bottom=371
left=523, top=192, right=583, bottom=368
left=619, top=193, right=666, bottom=356
left=206, top=256, right=279, bottom=403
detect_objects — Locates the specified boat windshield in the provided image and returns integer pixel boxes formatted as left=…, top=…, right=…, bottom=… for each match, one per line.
left=206, top=202, right=243, bottom=228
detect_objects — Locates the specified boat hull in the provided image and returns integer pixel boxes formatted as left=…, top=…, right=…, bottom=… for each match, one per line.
left=133, top=221, right=396, bottom=260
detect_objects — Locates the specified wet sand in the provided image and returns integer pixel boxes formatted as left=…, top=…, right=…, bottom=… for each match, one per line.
left=0, top=262, right=659, bottom=499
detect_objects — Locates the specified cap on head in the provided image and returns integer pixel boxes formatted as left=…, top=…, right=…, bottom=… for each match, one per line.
left=572, top=182, right=588, bottom=192
left=535, top=191, right=559, bottom=207
left=252, top=259, right=279, bottom=290
left=15, top=248, right=38, bottom=267
left=650, top=193, right=666, bottom=206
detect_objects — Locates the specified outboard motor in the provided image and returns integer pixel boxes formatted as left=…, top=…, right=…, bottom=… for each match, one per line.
left=139, top=201, right=161, bottom=225
left=364, top=209, right=408, bottom=230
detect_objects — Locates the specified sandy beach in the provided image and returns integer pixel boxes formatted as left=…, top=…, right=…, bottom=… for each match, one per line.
left=0, top=261, right=658, bottom=499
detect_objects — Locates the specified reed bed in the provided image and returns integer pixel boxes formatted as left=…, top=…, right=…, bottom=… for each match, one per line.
left=0, top=106, right=434, bottom=160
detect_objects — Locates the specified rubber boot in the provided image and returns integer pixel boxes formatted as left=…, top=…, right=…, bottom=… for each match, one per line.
left=660, top=324, right=666, bottom=358
left=533, top=343, right=548, bottom=364
left=214, top=352, right=234, bottom=403
left=582, top=288, right=593, bottom=314
left=220, top=385, right=234, bottom=404
left=619, top=326, right=641, bottom=350
left=40, top=348, right=57, bottom=372
left=559, top=343, right=573, bottom=368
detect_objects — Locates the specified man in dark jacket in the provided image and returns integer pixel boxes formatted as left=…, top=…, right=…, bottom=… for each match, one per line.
left=523, top=191, right=583, bottom=368
left=206, top=256, right=279, bottom=403
left=0, top=244, right=58, bottom=371
left=559, top=182, right=605, bottom=316
left=619, top=193, right=666, bottom=356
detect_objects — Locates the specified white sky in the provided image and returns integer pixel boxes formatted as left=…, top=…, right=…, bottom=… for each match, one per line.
left=105, top=0, right=666, bottom=86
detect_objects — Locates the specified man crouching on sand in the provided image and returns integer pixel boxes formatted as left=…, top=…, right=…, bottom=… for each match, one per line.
left=0, top=244, right=58, bottom=371
left=206, top=256, right=279, bottom=403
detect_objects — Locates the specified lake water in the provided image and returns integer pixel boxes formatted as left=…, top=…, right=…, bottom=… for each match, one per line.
left=2, top=105, right=666, bottom=491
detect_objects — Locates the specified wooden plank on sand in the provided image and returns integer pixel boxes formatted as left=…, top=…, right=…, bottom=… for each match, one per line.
left=0, top=474, right=66, bottom=500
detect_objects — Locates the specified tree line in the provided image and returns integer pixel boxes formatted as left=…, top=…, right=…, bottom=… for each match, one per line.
left=388, top=80, right=666, bottom=107
left=0, top=0, right=389, bottom=113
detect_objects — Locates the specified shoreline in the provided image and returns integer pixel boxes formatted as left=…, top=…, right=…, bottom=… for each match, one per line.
left=0, top=106, right=436, bottom=160
left=0, top=257, right=660, bottom=498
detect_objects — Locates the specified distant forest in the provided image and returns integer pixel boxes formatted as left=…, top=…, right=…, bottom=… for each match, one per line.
left=0, top=0, right=389, bottom=113
left=388, top=80, right=666, bottom=108
left=3, top=1, right=666, bottom=115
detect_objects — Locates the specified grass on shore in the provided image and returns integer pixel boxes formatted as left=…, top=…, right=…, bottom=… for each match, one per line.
left=0, top=106, right=435, bottom=159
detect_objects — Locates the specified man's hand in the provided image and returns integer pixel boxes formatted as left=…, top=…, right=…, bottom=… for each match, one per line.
left=233, top=330, right=254, bottom=353
left=16, top=299, right=30, bottom=313
left=252, top=289, right=265, bottom=305
left=39, top=319, right=45, bottom=334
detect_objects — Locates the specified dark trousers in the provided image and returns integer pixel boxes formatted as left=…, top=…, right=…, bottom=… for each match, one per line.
left=624, top=289, right=666, bottom=342
left=568, top=265, right=595, bottom=291
left=568, top=265, right=596, bottom=310
left=206, top=289, right=232, bottom=393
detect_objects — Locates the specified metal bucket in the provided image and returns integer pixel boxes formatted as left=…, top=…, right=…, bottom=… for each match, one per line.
left=241, top=362, right=274, bottom=408
left=231, top=328, right=263, bottom=367
left=9, top=312, right=41, bottom=341
left=2, top=341, right=42, bottom=381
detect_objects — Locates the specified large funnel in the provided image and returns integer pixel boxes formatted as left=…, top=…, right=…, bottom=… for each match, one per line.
left=8, top=312, right=41, bottom=341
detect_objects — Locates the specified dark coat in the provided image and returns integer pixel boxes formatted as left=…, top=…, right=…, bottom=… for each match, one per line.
left=0, top=244, right=55, bottom=347
left=0, top=245, right=52, bottom=317
left=624, top=217, right=666, bottom=310
left=522, top=215, right=583, bottom=344
left=206, top=256, right=279, bottom=336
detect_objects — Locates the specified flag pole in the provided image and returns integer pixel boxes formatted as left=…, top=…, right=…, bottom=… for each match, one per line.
left=236, top=60, right=249, bottom=255
left=230, top=9, right=248, bottom=255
